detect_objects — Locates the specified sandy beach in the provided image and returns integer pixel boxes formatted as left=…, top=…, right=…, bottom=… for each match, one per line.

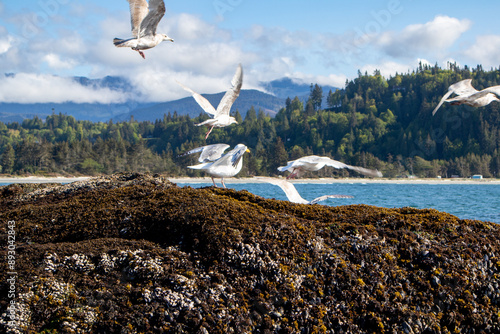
left=1, top=175, right=499, bottom=185
left=0, top=176, right=91, bottom=184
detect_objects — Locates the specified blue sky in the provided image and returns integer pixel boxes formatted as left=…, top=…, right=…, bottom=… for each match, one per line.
left=0, top=0, right=499, bottom=104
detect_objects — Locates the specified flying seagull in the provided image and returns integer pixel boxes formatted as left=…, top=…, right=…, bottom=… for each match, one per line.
left=113, top=0, right=174, bottom=59
left=432, top=79, right=500, bottom=115
left=256, top=177, right=353, bottom=205
left=177, top=64, right=243, bottom=139
left=187, top=144, right=250, bottom=188
left=179, top=143, right=230, bottom=163
left=278, top=155, right=383, bottom=179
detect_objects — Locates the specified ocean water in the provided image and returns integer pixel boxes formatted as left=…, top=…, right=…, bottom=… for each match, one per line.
left=177, top=182, right=500, bottom=224
left=1, top=181, right=498, bottom=223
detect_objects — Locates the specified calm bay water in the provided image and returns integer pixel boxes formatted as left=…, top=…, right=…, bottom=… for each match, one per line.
left=178, top=182, right=500, bottom=224
left=1, top=181, right=498, bottom=223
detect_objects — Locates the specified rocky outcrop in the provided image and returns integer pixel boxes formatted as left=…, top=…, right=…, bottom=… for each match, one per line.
left=1, top=173, right=499, bottom=333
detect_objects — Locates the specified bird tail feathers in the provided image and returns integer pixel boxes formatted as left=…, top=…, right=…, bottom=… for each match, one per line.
left=113, top=38, right=136, bottom=47
left=187, top=163, right=211, bottom=170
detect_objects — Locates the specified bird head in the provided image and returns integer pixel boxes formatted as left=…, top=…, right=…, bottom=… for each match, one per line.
left=162, top=34, right=174, bottom=42
left=228, top=116, right=238, bottom=125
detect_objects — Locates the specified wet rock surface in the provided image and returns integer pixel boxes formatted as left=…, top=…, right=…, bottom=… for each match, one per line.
left=1, top=172, right=499, bottom=333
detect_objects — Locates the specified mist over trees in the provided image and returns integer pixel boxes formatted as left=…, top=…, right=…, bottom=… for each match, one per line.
left=1, top=64, right=499, bottom=178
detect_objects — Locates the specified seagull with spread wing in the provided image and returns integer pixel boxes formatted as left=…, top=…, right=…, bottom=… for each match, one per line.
left=256, top=177, right=353, bottom=205
left=187, top=144, right=250, bottom=188
left=177, top=64, right=243, bottom=139
left=179, top=144, right=230, bottom=163
left=432, top=79, right=500, bottom=115
left=278, top=155, right=383, bottom=179
left=114, top=0, right=174, bottom=59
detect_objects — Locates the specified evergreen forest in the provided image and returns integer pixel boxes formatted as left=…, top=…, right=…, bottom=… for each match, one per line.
left=1, top=64, right=499, bottom=179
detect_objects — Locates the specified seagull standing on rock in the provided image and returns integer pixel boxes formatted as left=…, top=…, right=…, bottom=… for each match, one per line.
left=185, top=144, right=250, bottom=188
left=278, top=155, right=383, bottom=179
left=113, top=0, right=174, bottom=59
left=177, top=64, right=243, bottom=139
left=432, top=79, right=500, bottom=115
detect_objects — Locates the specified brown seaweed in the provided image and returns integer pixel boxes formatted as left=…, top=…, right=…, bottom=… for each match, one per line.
left=0, top=173, right=499, bottom=333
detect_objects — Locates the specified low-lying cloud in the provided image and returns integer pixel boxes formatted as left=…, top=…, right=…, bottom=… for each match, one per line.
left=0, top=73, right=129, bottom=104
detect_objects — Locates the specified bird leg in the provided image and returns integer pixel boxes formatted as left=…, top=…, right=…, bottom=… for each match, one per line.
left=205, top=125, right=215, bottom=139
left=221, top=178, right=226, bottom=188
left=286, top=169, right=299, bottom=179
left=211, top=177, right=218, bottom=187
left=137, top=50, right=146, bottom=59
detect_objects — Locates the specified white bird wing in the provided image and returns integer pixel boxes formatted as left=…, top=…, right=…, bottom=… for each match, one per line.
left=215, top=64, right=243, bottom=117
left=277, top=156, right=321, bottom=172
left=345, top=164, right=383, bottom=177
left=316, top=156, right=382, bottom=177
left=432, top=79, right=478, bottom=116
left=308, top=156, right=348, bottom=169
left=309, top=194, right=353, bottom=205
left=138, top=0, right=165, bottom=37
left=209, top=145, right=247, bottom=169
left=128, top=0, right=149, bottom=38
left=432, top=90, right=453, bottom=116
left=187, top=162, right=212, bottom=170
left=229, top=145, right=248, bottom=167
left=176, top=80, right=217, bottom=116
left=256, top=177, right=308, bottom=204
left=450, top=79, right=477, bottom=96
left=257, top=177, right=354, bottom=205
left=180, top=144, right=230, bottom=162
left=277, top=160, right=296, bottom=172
left=470, top=85, right=500, bottom=100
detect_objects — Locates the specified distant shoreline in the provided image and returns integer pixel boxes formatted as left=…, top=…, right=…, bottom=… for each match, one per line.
left=1, top=176, right=499, bottom=185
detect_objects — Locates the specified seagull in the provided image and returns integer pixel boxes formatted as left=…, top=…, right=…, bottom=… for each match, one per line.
left=432, top=79, right=500, bottom=115
left=256, top=177, right=353, bottom=205
left=179, top=143, right=230, bottom=162
left=187, top=144, right=250, bottom=188
left=113, top=0, right=174, bottom=59
left=177, top=64, right=243, bottom=139
left=278, top=155, right=383, bottom=179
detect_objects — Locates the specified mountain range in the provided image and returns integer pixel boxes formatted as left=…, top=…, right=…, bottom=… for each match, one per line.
left=0, top=76, right=337, bottom=123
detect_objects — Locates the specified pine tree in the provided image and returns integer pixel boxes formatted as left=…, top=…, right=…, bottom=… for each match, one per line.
left=310, top=84, right=323, bottom=111
left=1, top=144, right=15, bottom=174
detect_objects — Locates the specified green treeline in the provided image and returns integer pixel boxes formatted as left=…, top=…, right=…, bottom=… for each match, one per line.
left=1, top=64, right=499, bottom=178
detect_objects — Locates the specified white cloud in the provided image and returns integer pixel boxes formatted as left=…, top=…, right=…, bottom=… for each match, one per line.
left=247, top=24, right=312, bottom=52
left=0, top=26, right=12, bottom=54
left=43, top=53, right=77, bottom=70
left=289, top=72, right=347, bottom=89
left=0, top=73, right=128, bottom=104
left=463, top=35, right=500, bottom=68
left=377, top=16, right=472, bottom=58
left=0, top=38, right=12, bottom=54
left=168, top=13, right=219, bottom=41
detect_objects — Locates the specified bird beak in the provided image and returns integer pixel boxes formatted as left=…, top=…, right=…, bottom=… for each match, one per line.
left=246, top=149, right=250, bottom=153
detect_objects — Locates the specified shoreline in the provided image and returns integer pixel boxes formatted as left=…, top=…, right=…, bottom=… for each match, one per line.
left=171, top=177, right=500, bottom=185
left=1, top=175, right=499, bottom=185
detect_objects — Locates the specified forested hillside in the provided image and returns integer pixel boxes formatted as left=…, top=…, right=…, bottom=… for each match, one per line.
left=1, top=64, right=499, bottom=178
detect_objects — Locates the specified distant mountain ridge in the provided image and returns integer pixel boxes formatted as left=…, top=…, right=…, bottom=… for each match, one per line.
left=261, top=77, right=338, bottom=100
left=114, top=89, right=286, bottom=122
left=0, top=75, right=338, bottom=123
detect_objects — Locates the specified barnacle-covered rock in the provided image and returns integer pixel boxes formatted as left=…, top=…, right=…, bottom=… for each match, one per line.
left=1, top=172, right=499, bottom=333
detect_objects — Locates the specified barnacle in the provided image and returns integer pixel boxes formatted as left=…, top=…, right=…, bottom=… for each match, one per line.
left=0, top=172, right=499, bottom=333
